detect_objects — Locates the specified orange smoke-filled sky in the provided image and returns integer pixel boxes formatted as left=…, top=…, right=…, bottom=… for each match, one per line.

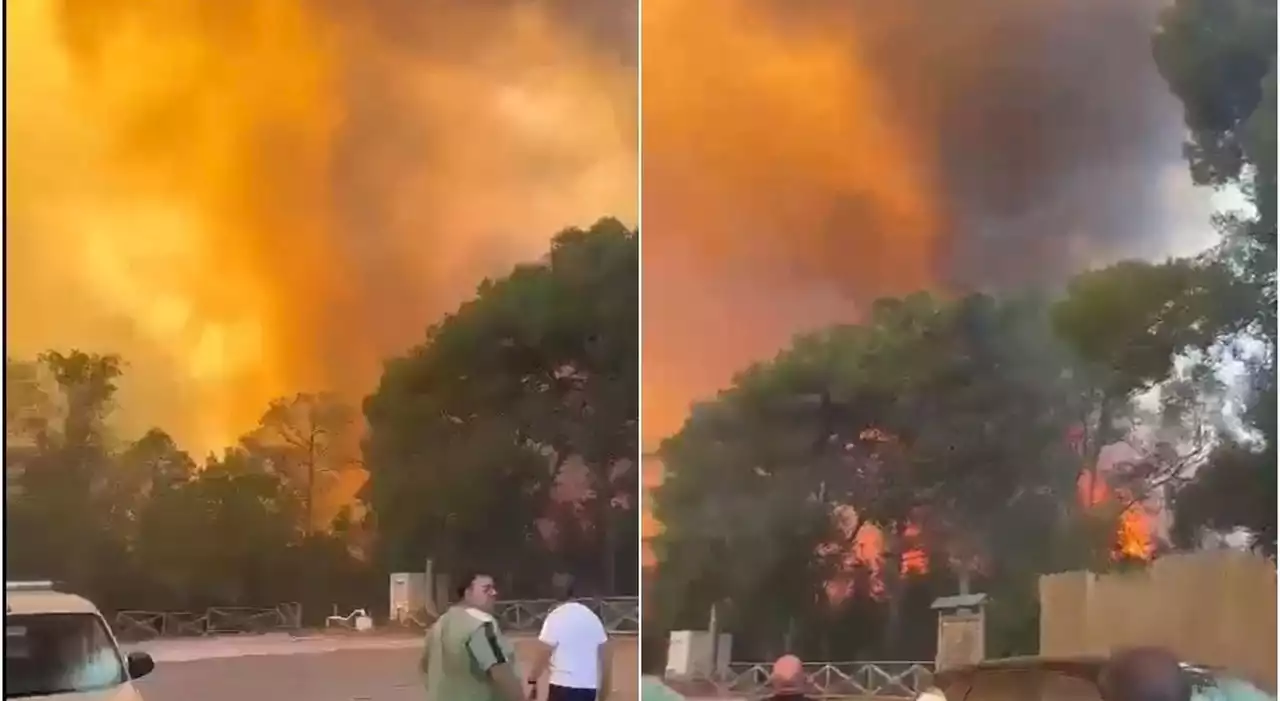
left=7, top=0, right=636, bottom=453
left=641, top=0, right=940, bottom=448
left=637, top=0, right=1224, bottom=557
left=640, top=0, right=1222, bottom=449
left=8, top=0, right=1226, bottom=476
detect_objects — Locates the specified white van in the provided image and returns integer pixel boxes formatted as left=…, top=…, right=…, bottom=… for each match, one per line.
left=4, top=581, right=156, bottom=700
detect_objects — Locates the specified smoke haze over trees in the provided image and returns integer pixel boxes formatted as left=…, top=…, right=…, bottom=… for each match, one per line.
left=646, top=0, right=1276, bottom=664
left=5, top=220, right=640, bottom=617
left=641, top=0, right=1233, bottom=444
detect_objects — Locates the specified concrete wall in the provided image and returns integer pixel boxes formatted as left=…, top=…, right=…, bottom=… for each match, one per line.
left=1039, top=551, right=1276, bottom=687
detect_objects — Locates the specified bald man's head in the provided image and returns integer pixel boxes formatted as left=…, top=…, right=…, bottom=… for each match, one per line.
left=1101, top=648, right=1192, bottom=701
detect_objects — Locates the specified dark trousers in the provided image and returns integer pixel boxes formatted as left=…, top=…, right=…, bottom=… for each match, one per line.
left=547, top=684, right=597, bottom=701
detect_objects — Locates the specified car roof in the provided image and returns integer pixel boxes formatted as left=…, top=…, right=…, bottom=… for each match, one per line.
left=933, top=656, right=1223, bottom=689
left=934, top=655, right=1110, bottom=687
left=942, top=654, right=1111, bottom=680
left=5, top=589, right=103, bottom=616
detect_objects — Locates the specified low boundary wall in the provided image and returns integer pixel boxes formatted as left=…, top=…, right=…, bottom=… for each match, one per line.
left=1040, top=551, right=1276, bottom=687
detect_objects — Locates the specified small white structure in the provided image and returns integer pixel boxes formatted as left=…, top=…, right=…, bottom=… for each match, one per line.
left=325, top=608, right=374, bottom=632
left=389, top=572, right=429, bottom=624
left=665, top=630, right=732, bottom=679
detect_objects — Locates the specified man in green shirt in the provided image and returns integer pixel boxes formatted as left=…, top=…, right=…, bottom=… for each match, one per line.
left=421, top=572, right=524, bottom=701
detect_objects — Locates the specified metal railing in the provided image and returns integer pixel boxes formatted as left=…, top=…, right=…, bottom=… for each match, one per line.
left=112, top=597, right=639, bottom=640
left=666, top=661, right=935, bottom=699
left=113, top=603, right=303, bottom=641
left=492, top=596, right=639, bottom=634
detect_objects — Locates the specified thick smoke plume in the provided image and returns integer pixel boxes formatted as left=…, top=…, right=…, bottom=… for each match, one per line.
left=7, top=0, right=636, bottom=451
left=641, top=0, right=1219, bottom=445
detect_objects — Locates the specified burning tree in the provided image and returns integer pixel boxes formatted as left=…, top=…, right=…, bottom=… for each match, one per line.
left=650, top=258, right=1244, bottom=659
left=651, top=292, right=1088, bottom=657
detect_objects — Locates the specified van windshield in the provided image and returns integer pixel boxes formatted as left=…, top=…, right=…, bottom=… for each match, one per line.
left=4, top=613, right=127, bottom=699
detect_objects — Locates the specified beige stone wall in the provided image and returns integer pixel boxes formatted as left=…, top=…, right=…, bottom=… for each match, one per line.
left=1039, top=551, right=1276, bottom=688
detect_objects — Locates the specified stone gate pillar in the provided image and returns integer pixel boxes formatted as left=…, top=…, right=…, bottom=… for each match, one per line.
left=931, top=593, right=988, bottom=671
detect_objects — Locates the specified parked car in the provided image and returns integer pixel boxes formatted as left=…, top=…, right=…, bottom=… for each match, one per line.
left=925, top=655, right=1274, bottom=701
left=5, top=581, right=157, bottom=700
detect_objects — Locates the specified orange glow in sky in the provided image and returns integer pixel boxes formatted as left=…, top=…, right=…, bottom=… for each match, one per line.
left=7, top=0, right=636, bottom=454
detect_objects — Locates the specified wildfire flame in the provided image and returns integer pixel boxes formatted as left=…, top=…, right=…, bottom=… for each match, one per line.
left=1078, top=469, right=1158, bottom=561
left=643, top=429, right=1158, bottom=600
left=7, top=0, right=635, bottom=456
left=824, top=511, right=930, bottom=602
left=639, top=0, right=1188, bottom=585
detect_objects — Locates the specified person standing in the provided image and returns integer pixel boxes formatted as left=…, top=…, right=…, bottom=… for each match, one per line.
left=766, top=654, right=815, bottom=701
left=527, top=574, right=611, bottom=701
left=422, top=572, right=525, bottom=701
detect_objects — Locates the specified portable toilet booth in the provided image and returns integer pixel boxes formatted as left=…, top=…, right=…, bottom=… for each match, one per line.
left=389, top=572, right=429, bottom=624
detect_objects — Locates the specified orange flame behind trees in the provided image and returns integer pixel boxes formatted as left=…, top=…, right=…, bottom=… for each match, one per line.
left=1077, top=469, right=1158, bottom=561
left=823, top=509, right=929, bottom=603
left=819, top=433, right=1159, bottom=603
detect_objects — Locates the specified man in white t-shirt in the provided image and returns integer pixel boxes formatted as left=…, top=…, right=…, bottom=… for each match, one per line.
left=526, top=574, right=610, bottom=701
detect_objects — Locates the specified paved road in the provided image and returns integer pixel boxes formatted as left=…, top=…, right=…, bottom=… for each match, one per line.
left=134, top=636, right=638, bottom=701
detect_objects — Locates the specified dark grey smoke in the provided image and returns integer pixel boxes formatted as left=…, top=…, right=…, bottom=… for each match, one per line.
left=639, top=0, right=1218, bottom=442
left=768, top=0, right=1205, bottom=289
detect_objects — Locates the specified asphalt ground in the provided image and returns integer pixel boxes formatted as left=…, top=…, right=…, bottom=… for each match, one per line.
left=133, top=635, right=639, bottom=701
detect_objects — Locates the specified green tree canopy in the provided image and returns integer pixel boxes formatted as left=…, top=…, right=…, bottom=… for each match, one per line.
left=651, top=256, right=1247, bottom=658
left=1154, top=0, right=1277, bottom=552
left=4, top=352, right=376, bottom=616
left=364, top=217, right=638, bottom=593
left=133, top=449, right=298, bottom=606
left=5, top=351, right=126, bottom=589
left=651, top=291, right=1105, bottom=657
left=1154, top=0, right=1277, bottom=193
